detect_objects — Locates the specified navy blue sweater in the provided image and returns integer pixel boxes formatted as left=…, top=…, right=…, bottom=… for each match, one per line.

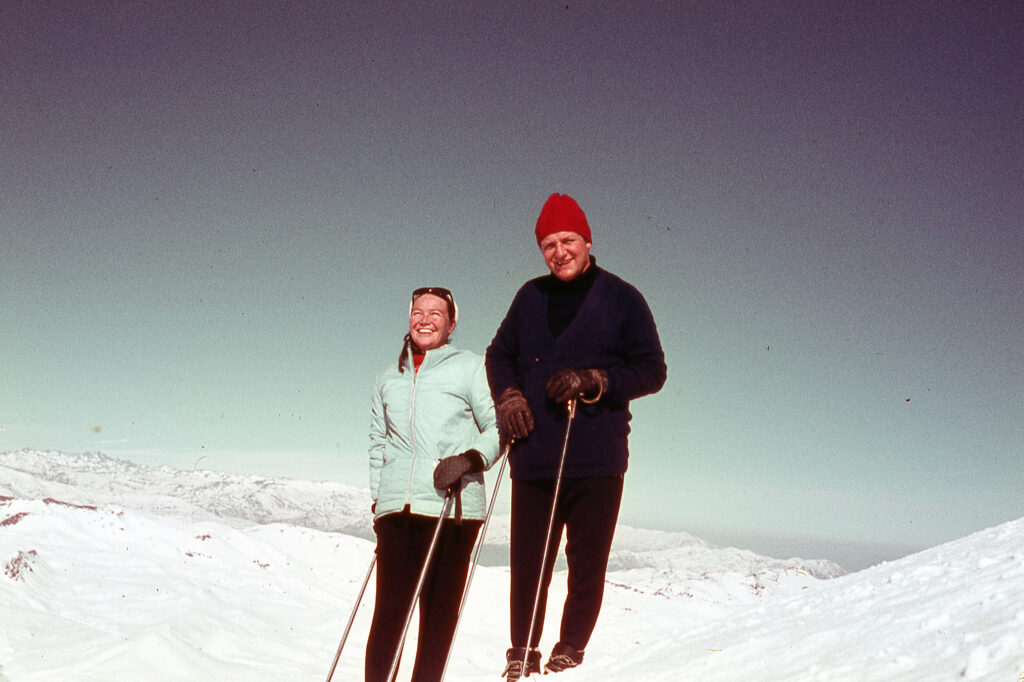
left=486, top=264, right=667, bottom=479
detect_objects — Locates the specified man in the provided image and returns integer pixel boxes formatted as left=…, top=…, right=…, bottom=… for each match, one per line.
left=486, top=193, right=667, bottom=679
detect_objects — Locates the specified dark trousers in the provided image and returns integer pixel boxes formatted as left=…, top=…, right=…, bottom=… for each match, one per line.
left=509, top=475, right=623, bottom=652
left=365, top=510, right=481, bottom=682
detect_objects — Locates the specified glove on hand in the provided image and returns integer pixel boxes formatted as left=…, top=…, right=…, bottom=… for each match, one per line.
left=545, top=368, right=608, bottom=404
left=495, top=387, right=535, bottom=440
left=433, top=450, right=484, bottom=490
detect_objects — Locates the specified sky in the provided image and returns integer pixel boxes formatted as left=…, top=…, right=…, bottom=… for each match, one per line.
left=2, top=0, right=1022, bottom=571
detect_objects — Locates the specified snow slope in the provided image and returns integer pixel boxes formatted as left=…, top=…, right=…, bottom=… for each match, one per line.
left=1, top=450, right=1022, bottom=681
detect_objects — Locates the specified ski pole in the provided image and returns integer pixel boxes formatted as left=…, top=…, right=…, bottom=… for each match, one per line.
left=386, top=489, right=457, bottom=682
left=439, top=440, right=513, bottom=681
left=325, top=553, right=377, bottom=682
left=522, top=399, right=577, bottom=677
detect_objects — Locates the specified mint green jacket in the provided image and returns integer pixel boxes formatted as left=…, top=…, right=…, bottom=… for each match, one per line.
left=369, top=343, right=500, bottom=520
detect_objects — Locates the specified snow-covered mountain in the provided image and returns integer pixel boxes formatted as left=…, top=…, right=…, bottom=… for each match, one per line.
left=0, top=449, right=374, bottom=538
left=1, top=449, right=1021, bottom=681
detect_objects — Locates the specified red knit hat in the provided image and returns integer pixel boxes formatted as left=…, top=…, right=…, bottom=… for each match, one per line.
left=534, top=193, right=592, bottom=245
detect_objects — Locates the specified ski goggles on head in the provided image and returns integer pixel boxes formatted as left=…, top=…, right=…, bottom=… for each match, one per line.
left=410, top=286, right=458, bottom=324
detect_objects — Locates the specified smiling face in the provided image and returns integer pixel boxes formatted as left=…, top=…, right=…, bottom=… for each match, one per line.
left=408, top=293, right=455, bottom=351
left=540, top=230, right=592, bottom=282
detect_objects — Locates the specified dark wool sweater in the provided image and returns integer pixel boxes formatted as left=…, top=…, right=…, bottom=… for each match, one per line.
left=486, top=264, right=667, bottom=480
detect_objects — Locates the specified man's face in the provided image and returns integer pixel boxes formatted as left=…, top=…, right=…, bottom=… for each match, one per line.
left=540, top=230, right=591, bottom=282
left=409, top=293, right=455, bottom=351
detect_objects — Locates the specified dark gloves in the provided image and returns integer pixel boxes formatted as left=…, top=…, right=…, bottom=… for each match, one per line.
left=545, top=368, right=608, bottom=404
left=495, top=387, right=535, bottom=440
left=433, top=450, right=485, bottom=490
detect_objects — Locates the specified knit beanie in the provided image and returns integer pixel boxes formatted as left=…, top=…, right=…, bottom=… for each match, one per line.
left=534, top=193, right=592, bottom=245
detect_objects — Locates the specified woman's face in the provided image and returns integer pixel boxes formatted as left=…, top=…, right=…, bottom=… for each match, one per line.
left=409, top=293, right=455, bottom=351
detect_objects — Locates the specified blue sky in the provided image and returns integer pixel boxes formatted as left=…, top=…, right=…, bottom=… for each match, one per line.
left=2, top=1, right=1022, bottom=570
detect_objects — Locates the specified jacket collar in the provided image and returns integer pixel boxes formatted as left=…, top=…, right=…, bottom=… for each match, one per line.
left=402, top=341, right=458, bottom=373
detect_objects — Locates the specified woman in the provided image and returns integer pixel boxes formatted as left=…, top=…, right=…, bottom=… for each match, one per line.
left=366, top=286, right=501, bottom=682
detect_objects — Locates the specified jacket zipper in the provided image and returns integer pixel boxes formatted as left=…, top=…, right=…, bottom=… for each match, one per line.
left=404, top=346, right=419, bottom=507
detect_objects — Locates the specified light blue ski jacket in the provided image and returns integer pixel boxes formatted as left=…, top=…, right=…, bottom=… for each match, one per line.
left=369, top=343, right=501, bottom=521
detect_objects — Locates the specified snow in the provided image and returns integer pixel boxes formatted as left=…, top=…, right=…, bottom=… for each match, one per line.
left=1, top=449, right=1022, bottom=681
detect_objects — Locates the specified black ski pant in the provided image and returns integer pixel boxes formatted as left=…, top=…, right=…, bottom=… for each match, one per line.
left=365, top=509, right=481, bottom=682
left=509, top=475, right=623, bottom=653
